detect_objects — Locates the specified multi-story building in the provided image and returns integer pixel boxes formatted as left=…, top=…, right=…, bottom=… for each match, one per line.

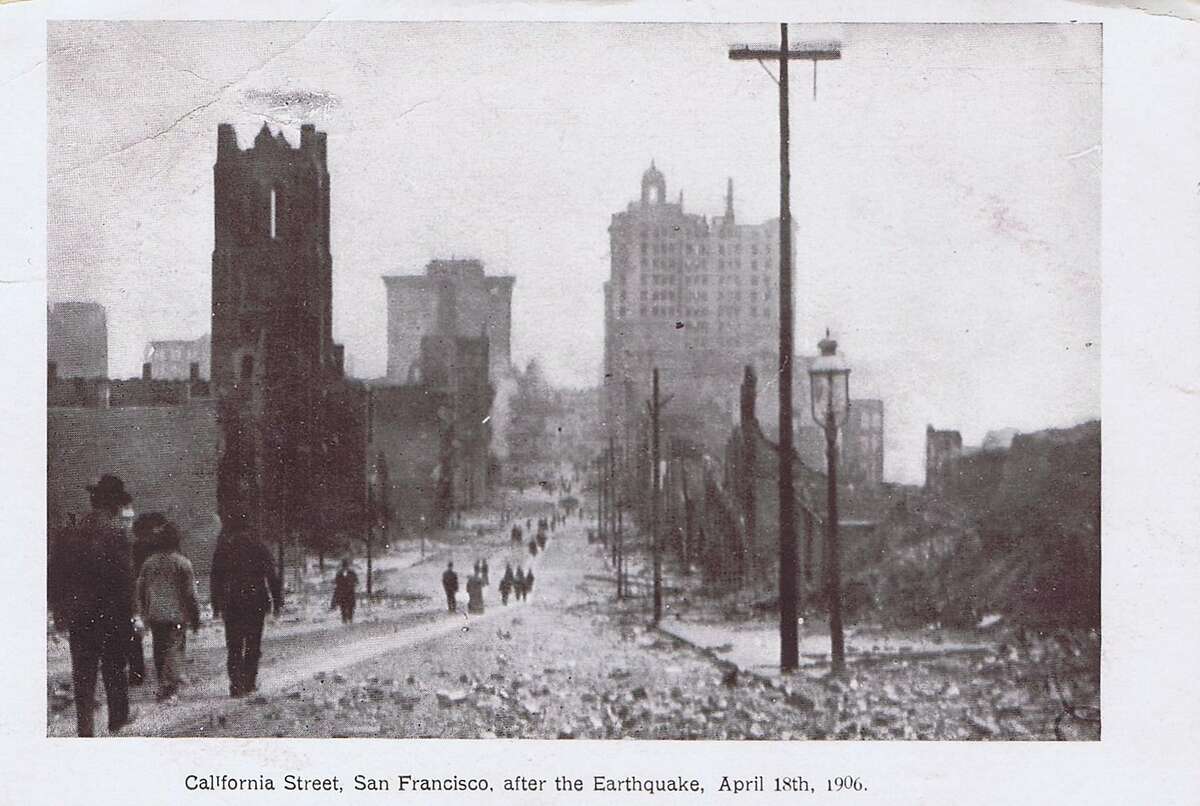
left=841, top=399, right=884, bottom=488
left=604, top=163, right=792, bottom=447
left=383, top=259, right=515, bottom=383
left=145, top=334, right=210, bottom=381
left=48, top=301, right=108, bottom=380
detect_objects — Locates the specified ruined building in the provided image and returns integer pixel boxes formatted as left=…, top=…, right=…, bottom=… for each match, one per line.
left=146, top=334, right=211, bottom=381
left=925, top=425, right=963, bottom=494
left=210, top=122, right=360, bottom=542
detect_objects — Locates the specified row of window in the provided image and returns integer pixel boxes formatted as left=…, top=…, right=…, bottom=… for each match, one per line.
left=639, top=255, right=775, bottom=272
left=617, top=272, right=777, bottom=296
left=636, top=227, right=775, bottom=248
left=616, top=306, right=777, bottom=321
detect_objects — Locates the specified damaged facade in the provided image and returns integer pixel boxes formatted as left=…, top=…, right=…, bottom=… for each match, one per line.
left=210, top=122, right=362, bottom=546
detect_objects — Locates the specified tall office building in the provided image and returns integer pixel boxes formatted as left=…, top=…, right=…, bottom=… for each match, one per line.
left=604, top=163, right=791, bottom=443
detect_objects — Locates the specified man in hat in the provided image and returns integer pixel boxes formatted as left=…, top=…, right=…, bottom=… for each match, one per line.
left=441, top=561, right=459, bottom=613
left=210, top=517, right=282, bottom=698
left=48, top=474, right=136, bottom=736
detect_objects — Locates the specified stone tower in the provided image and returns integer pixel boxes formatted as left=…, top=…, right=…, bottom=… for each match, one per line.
left=210, top=122, right=347, bottom=536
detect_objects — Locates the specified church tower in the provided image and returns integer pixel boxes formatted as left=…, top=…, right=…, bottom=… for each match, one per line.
left=210, top=122, right=346, bottom=534
left=211, top=122, right=341, bottom=392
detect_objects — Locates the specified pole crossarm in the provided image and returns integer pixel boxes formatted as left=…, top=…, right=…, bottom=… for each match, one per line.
left=728, top=45, right=842, bottom=61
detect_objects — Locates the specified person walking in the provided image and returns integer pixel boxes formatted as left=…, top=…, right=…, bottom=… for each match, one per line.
left=466, top=572, right=484, bottom=614
left=442, top=562, right=459, bottom=613
left=499, top=563, right=514, bottom=605
left=136, top=520, right=200, bottom=703
left=130, top=512, right=169, bottom=681
left=210, top=518, right=282, bottom=698
left=525, top=568, right=536, bottom=599
left=331, top=559, right=359, bottom=624
left=514, top=566, right=527, bottom=602
left=48, top=474, right=136, bottom=736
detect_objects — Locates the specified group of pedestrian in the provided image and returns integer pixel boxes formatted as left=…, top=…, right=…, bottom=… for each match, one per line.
left=50, top=473, right=289, bottom=736
left=442, top=557, right=537, bottom=611
left=498, top=563, right=534, bottom=604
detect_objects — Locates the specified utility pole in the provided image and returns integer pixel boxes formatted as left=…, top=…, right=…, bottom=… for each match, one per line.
left=616, top=441, right=625, bottom=598
left=596, top=453, right=604, bottom=545
left=651, top=368, right=662, bottom=625
left=609, top=434, right=618, bottom=596
left=730, top=26, right=841, bottom=672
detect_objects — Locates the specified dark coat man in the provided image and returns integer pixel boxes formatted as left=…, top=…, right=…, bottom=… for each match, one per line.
left=442, top=562, right=459, bottom=612
left=331, top=560, right=359, bottom=624
left=49, top=474, right=135, bottom=736
left=210, top=522, right=282, bottom=698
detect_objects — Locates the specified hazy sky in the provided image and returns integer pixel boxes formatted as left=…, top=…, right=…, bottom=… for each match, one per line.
left=47, top=21, right=1100, bottom=484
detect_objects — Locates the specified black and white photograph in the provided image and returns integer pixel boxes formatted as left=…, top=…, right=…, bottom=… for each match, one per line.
left=3, top=1, right=1199, bottom=803
left=40, top=18, right=1105, bottom=743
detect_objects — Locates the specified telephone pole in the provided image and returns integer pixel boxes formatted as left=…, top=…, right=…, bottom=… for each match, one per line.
left=609, top=434, right=619, bottom=596
left=616, top=440, right=625, bottom=598
left=596, top=453, right=605, bottom=545
left=730, top=26, right=841, bottom=672
left=651, top=368, right=663, bottom=624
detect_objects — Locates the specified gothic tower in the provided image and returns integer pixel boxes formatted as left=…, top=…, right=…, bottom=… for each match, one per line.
left=210, top=122, right=345, bottom=534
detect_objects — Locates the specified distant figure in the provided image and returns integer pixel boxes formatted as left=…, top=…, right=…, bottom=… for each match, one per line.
left=49, top=474, right=136, bottom=736
left=466, top=573, right=485, bottom=614
left=510, top=524, right=522, bottom=544
left=136, top=520, right=200, bottom=703
left=331, top=559, right=359, bottom=624
left=515, top=567, right=528, bottom=602
left=525, top=568, right=536, bottom=598
left=480, top=558, right=490, bottom=586
left=442, top=562, right=459, bottom=612
left=528, top=538, right=539, bottom=557
left=499, top=563, right=515, bottom=605
left=210, top=518, right=283, bottom=698
left=473, top=559, right=482, bottom=579
left=537, top=530, right=548, bottom=550
left=526, top=518, right=531, bottom=531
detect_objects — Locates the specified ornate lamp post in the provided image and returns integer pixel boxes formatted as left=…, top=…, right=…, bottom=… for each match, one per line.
left=809, top=329, right=851, bottom=674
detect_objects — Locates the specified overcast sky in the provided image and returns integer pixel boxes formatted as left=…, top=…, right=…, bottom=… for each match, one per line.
left=47, top=21, right=1100, bottom=484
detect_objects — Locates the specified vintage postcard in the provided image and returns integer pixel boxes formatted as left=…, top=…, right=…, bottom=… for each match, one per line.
left=3, top=2, right=1199, bottom=804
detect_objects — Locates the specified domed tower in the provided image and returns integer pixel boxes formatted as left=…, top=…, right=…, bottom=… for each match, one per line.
left=640, top=160, right=666, bottom=206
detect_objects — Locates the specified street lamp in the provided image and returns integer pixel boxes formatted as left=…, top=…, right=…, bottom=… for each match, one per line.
left=366, top=462, right=379, bottom=599
left=808, top=329, right=851, bottom=674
